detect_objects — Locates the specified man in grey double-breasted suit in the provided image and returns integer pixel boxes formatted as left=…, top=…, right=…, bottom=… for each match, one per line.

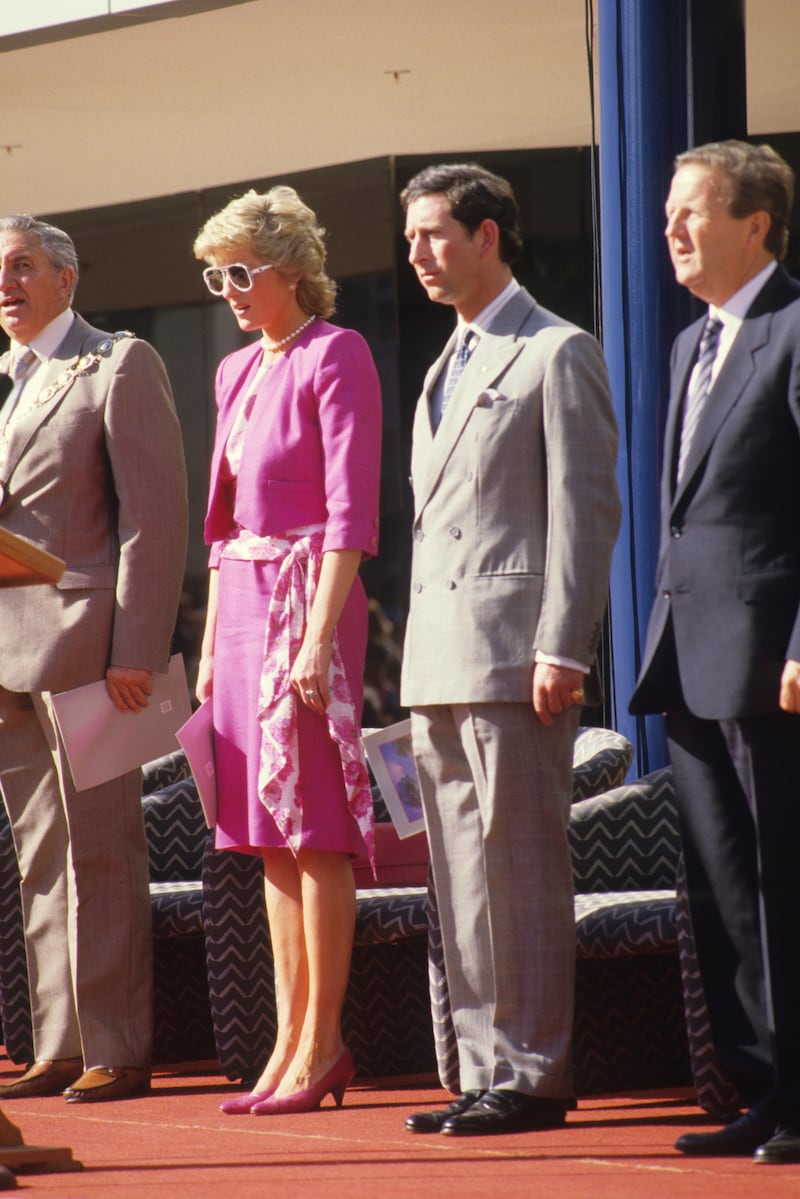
left=400, top=165, right=620, bottom=1136
left=0, top=215, right=187, bottom=1103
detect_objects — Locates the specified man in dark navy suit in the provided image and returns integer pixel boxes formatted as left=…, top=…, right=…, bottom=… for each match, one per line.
left=631, top=140, right=800, bottom=1164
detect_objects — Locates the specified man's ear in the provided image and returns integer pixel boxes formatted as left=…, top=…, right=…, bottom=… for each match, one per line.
left=476, top=218, right=501, bottom=258
left=747, top=209, right=771, bottom=249
left=58, top=267, right=76, bottom=304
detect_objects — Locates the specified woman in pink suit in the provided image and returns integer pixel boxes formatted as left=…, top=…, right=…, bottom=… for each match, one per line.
left=193, top=187, right=381, bottom=1115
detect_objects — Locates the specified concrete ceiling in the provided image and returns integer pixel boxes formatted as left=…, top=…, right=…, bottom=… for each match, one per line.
left=0, top=0, right=797, bottom=218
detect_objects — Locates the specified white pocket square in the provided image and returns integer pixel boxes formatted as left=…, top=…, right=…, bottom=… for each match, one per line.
left=475, top=388, right=507, bottom=409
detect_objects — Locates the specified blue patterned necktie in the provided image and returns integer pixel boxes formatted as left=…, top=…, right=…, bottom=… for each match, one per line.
left=430, top=329, right=475, bottom=433
left=677, top=316, right=722, bottom=483
left=443, top=329, right=474, bottom=409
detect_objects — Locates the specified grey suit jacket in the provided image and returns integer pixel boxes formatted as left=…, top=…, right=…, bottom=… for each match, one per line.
left=401, top=288, right=620, bottom=707
left=0, top=313, right=188, bottom=694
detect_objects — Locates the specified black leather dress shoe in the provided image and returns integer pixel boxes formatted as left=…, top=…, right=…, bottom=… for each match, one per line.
left=405, top=1091, right=484, bottom=1133
left=675, top=1106, right=777, bottom=1156
left=441, top=1090, right=569, bottom=1136
left=754, top=1124, right=800, bottom=1164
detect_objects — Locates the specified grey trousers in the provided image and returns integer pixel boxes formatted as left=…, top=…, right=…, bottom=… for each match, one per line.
left=411, top=701, right=578, bottom=1097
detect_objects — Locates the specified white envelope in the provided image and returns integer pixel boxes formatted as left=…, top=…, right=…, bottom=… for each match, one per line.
left=51, top=654, right=192, bottom=792
left=175, top=697, right=217, bottom=828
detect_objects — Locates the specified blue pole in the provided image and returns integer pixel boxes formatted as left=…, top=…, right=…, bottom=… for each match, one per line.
left=597, top=0, right=746, bottom=776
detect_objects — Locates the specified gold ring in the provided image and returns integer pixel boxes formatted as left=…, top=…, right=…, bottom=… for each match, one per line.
left=569, top=689, right=584, bottom=702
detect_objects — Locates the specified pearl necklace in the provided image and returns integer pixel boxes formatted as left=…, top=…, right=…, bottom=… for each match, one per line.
left=262, top=314, right=316, bottom=353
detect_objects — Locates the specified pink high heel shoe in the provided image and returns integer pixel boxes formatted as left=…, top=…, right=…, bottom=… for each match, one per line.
left=250, top=1049, right=354, bottom=1115
left=220, top=1086, right=275, bottom=1115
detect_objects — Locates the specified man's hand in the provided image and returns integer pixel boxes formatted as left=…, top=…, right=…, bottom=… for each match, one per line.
left=779, top=659, right=800, bottom=713
left=106, top=666, right=153, bottom=714
left=532, top=662, right=585, bottom=726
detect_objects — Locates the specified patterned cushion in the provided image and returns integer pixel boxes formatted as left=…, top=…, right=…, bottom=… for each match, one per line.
left=569, top=767, right=680, bottom=893
left=143, top=778, right=209, bottom=883
left=575, top=890, right=677, bottom=958
left=353, top=886, right=428, bottom=946
left=572, top=726, right=634, bottom=803
left=150, top=880, right=204, bottom=938
left=142, top=749, right=192, bottom=794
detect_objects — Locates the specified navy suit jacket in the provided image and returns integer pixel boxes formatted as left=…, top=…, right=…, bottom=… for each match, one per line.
left=631, top=266, right=800, bottom=720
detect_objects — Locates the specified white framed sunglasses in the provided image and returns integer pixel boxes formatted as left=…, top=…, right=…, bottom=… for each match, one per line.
left=202, top=262, right=274, bottom=295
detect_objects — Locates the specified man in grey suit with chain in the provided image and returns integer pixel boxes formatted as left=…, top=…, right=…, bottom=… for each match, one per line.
left=0, top=215, right=187, bottom=1102
left=400, top=164, right=620, bottom=1136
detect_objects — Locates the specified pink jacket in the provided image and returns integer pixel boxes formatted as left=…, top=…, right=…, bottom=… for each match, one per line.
left=204, top=320, right=381, bottom=560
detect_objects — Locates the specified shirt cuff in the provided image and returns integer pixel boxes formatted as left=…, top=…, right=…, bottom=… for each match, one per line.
left=535, top=651, right=590, bottom=674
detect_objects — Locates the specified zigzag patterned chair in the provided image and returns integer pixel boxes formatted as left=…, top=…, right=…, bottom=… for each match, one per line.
left=0, top=751, right=432, bottom=1082
left=429, top=765, right=737, bottom=1110
left=200, top=724, right=636, bottom=1081
left=570, top=767, right=689, bottom=1094
left=0, top=726, right=638, bottom=1085
left=0, top=750, right=268, bottom=1076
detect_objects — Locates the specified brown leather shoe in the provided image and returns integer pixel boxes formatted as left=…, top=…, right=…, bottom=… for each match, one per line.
left=0, top=1058, right=83, bottom=1099
left=62, top=1066, right=151, bottom=1103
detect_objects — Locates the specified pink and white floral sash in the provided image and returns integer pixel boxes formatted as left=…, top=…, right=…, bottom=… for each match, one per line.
left=220, top=526, right=375, bottom=874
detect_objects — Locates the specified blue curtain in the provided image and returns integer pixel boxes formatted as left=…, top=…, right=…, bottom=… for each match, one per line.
left=597, top=0, right=746, bottom=776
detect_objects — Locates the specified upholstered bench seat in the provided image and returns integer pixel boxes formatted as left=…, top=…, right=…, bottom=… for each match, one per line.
left=353, top=887, right=428, bottom=946
left=150, top=883, right=428, bottom=948
left=575, top=890, right=676, bottom=958
left=150, top=881, right=205, bottom=938
left=0, top=724, right=638, bottom=1085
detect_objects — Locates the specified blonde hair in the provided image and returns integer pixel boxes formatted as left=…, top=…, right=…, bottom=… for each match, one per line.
left=193, top=186, right=337, bottom=317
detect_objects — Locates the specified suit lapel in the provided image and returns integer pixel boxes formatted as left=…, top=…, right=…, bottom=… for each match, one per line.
left=207, top=344, right=264, bottom=486
left=413, top=291, right=533, bottom=514
left=0, top=316, right=100, bottom=483
left=670, top=279, right=782, bottom=509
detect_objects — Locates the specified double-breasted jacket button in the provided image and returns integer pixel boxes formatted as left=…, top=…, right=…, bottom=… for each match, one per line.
left=448, top=526, right=462, bottom=539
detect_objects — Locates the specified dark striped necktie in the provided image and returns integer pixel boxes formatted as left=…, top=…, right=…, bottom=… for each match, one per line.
left=677, top=316, right=722, bottom=483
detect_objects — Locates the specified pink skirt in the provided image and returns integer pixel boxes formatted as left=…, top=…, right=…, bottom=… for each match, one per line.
left=212, top=555, right=368, bottom=857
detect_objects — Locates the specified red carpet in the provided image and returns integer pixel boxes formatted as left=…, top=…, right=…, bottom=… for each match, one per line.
left=2, top=1059, right=800, bottom=1197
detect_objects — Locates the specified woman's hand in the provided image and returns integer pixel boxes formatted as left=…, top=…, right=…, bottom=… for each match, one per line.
left=196, top=654, right=214, bottom=704
left=196, top=569, right=218, bottom=705
left=291, top=548, right=362, bottom=713
left=291, top=634, right=333, bottom=711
